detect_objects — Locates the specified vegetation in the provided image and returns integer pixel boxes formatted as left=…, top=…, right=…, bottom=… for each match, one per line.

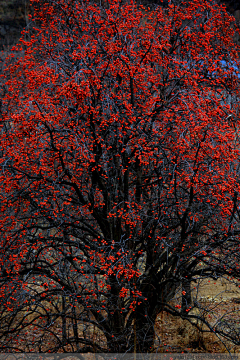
left=0, top=0, right=240, bottom=354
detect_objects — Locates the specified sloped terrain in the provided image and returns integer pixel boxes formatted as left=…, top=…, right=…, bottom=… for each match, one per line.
left=0, top=0, right=30, bottom=50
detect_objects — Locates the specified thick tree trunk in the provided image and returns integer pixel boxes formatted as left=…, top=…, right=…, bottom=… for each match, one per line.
left=135, top=315, right=156, bottom=352
left=132, top=299, right=157, bottom=352
left=106, top=302, right=157, bottom=352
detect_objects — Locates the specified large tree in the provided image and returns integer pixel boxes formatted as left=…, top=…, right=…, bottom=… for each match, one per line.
left=0, top=0, right=240, bottom=353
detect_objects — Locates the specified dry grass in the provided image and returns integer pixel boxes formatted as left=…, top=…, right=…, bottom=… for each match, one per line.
left=154, top=300, right=240, bottom=353
left=154, top=278, right=240, bottom=353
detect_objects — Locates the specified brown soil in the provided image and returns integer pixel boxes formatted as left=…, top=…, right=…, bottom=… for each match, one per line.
left=154, top=278, right=240, bottom=353
left=155, top=300, right=240, bottom=353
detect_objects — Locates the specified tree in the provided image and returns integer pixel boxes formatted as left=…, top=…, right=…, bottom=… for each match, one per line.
left=0, top=0, right=240, bottom=353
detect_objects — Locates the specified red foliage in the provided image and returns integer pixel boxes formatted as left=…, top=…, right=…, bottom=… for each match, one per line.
left=0, top=0, right=240, bottom=353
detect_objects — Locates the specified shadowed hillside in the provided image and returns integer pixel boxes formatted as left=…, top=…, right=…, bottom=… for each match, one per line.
left=0, top=0, right=30, bottom=50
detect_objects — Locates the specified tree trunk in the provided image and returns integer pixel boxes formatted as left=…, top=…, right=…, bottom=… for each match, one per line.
left=133, top=300, right=157, bottom=352
left=135, top=316, right=156, bottom=352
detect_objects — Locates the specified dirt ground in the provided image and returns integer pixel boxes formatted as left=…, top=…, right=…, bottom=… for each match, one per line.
left=194, top=278, right=240, bottom=302
left=154, top=278, right=240, bottom=353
